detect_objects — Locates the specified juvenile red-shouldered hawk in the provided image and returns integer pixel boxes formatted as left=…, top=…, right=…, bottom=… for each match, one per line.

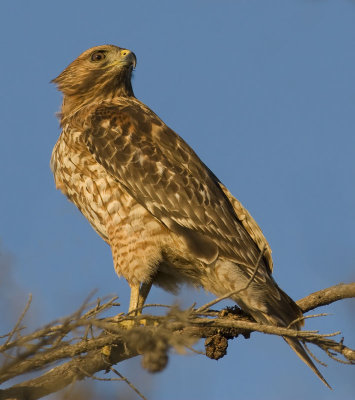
left=51, top=45, right=329, bottom=387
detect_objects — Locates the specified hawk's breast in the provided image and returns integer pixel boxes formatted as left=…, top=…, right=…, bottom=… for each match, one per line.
left=51, top=126, right=126, bottom=242
left=50, top=125, right=181, bottom=284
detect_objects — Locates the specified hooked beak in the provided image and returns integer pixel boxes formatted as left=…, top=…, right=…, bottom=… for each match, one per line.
left=119, top=49, right=137, bottom=69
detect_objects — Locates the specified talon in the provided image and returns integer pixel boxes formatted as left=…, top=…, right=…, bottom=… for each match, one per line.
left=119, top=319, right=136, bottom=329
left=102, top=345, right=112, bottom=357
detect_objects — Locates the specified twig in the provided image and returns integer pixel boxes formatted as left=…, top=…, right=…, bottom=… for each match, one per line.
left=125, top=303, right=173, bottom=317
left=91, top=376, right=124, bottom=382
left=303, top=342, right=328, bottom=367
left=287, top=313, right=331, bottom=329
left=4, top=293, right=32, bottom=346
left=0, top=295, right=119, bottom=354
left=110, top=367, right=148, bottom=400
left=185, top=345, right=205, bottom=355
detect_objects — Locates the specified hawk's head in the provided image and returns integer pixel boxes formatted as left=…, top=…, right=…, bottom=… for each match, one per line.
left=52, top=45, right=137, bottom=101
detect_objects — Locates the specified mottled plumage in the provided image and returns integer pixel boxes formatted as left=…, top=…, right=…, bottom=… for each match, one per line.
left=51, top=45, right=329, bottom=387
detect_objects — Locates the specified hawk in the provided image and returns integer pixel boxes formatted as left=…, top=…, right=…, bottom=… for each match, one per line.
left=51, top=45, right=328, bottom=387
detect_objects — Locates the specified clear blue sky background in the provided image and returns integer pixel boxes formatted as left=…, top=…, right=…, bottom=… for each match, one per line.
left=0, top=1, right=354, bottom=399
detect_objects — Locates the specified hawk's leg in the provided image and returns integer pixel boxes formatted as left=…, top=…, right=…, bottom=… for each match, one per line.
left=103, top=281, right=153, bottom=360
left=128, top=284, right=140, bottom=315
left=137, top=281, right=152, bottom=310
left=116, top=282, right=153, bottom=330
left=128, top=281, right=152, bottom=315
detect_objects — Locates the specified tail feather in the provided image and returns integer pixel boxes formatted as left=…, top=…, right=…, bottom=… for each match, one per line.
left=252, top=305, right=332, bottom=388
left=230, top=268, right=331, bottom=388
left=284, top=337, right=332, bottom=390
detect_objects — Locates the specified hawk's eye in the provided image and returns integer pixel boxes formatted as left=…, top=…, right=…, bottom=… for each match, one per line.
left=91, top=51, right=106, bottom=62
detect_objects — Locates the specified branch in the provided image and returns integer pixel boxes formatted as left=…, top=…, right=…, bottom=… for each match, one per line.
left=297, top=283, right=355, bottom=313
left=0, top=282, right=354, bottom=400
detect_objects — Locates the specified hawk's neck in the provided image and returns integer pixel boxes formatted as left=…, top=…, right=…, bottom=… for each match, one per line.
left=58, top=69, right=135, bottom=126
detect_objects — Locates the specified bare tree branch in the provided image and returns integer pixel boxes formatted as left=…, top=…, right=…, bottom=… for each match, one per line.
left=0, top=282, right=354, bottom=400
left=297, top=283, right=355, bottom=313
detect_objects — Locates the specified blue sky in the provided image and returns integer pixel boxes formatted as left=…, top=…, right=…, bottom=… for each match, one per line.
left=0, top=0, right=354, bottom=399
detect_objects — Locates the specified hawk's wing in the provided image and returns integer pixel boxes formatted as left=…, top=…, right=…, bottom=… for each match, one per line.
left=83, top=99, right=266, bottom=269
left=218, top=183, right=273, bottom=272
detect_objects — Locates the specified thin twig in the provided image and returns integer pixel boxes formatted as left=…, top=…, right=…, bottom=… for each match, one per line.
left=185, top=345, right=205, bottom=355
left=0, top=295, right=119, bottom=353
left=91, top=376, right=124, bottom=382
left=303, top=342, right=328, bottom=367
left=287, top=313, right=331, bottom=329
left=125, top=303, right=173, bottom=317
left=0, top=327, right=25, bottom=340
left=110, top=367, right=147, bottom=400
left=324, top=348, right=352, bottom=365
left=4, top=294, right=32, bottom=346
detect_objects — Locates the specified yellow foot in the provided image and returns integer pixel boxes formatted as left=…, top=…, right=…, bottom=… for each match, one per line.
left=119, top=319, right=137, bottom=329
left=119, top=317, right=156, bottom=328
left=110, top=315, right=152, bottom=329
left=102, top=345, right=113, bottom=358
left=118, top=316, right=160, bottom=329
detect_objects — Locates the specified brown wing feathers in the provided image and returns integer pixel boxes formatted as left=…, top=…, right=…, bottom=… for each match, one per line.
left=83, top=101, right=263, bottom=268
